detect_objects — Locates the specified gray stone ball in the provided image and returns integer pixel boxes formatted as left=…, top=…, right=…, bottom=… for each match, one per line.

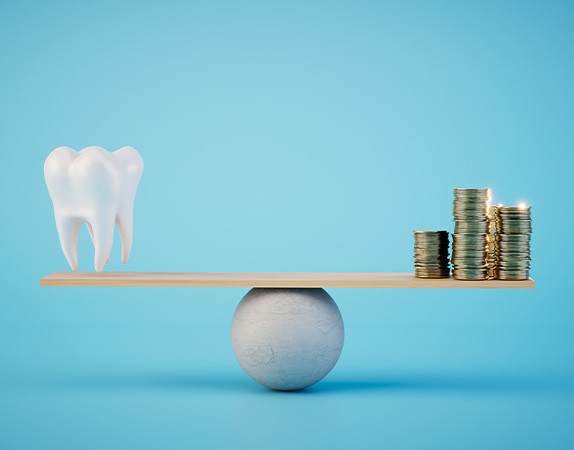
left=231, top=288, right=344, bottom=391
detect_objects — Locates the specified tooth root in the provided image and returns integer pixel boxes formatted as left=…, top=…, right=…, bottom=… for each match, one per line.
left=86, top=223, right=109, bottom=264
left=55, top=215, right=82, bottom=271
left=116, top=208, right=133, bottom=264
left=90, top=214, right=116, bottom=272
left=86, top=222, right=95, bottom=244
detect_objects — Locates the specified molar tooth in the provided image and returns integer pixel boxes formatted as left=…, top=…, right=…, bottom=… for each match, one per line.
left=44, top=146, right=143, bottom=272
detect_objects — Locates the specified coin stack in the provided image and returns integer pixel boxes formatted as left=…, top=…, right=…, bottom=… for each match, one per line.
left=414, top=231, right=450, bottom=278
left=452, top=188, right=490, bottom=280
left=494, top=206, right=531, bottom=280
left=486, top=205, right=498, bottom=279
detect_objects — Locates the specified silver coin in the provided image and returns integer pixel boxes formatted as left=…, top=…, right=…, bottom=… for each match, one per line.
left=495, top=257, right=531, bottom=265
left=496, top=246, right=530, bottom=252
left=453, top=271, right=488, bottom=281
left=498, top=225, right=532, bottom=234
left=415, top=273, right=450, bottom=279
left=414, top=230, right=449, bottom=235
left=496, top=234, right=530, bottom=242
left=497, top=206, right=531, bottom=213
left=497, top=254, right=531, bottom=262
left=455, top=223, right=489, bottom=233
left=495, top=270, right=530, bottom=280
left=452, top=243, right=487, bottom=249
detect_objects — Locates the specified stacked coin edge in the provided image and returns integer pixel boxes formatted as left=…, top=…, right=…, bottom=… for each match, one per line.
left=494, top=206, right=531, bottom=280
left=452, top=188, right=490, bottom=280
left=414, top=230, right=450, bottom=279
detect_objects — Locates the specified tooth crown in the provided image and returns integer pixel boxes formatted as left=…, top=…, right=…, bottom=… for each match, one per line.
left=44, top=146, right=144, bottom=272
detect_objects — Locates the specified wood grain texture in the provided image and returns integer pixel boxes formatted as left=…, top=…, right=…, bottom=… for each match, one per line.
left=40, top=272, right=535, bottom=288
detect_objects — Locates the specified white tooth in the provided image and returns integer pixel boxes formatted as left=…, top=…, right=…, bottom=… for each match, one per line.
left=44, top=146, right=144, bottom=272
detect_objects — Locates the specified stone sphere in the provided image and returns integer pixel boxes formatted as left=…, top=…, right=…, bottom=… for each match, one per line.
left=231, top=288, right=344, bottom=391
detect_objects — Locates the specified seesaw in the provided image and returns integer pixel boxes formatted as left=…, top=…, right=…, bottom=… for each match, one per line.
left=40, top=272, right=534, bottom=391
left=42, top=147, right=534, bottom=390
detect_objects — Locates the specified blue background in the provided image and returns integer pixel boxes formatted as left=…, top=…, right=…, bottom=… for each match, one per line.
left=1, top=0, right=573, bottom=448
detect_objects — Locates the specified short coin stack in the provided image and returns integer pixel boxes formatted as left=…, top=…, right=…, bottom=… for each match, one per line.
left=414, top=231, right=450, bottom=278
left=494, top=206, right=531, bottom=280
left=486, top=205, right=498, bottom=279
left=452, top=188, right=490, bottom=280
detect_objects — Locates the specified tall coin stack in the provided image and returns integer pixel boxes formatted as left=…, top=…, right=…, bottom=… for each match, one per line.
left=494, top=206, right=531, bottom=280
left=452, top=188, right=490, bottom=280
left=486, top=205, right=498, bottom=279
left=414, top=231, right=450, bottom=278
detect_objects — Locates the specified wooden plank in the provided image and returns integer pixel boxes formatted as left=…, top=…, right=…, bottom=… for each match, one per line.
left=40, top=272, right=535, bottom=289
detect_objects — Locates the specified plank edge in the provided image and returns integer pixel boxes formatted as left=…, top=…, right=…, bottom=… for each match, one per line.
left=40, top=272, right=535, bottom=289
